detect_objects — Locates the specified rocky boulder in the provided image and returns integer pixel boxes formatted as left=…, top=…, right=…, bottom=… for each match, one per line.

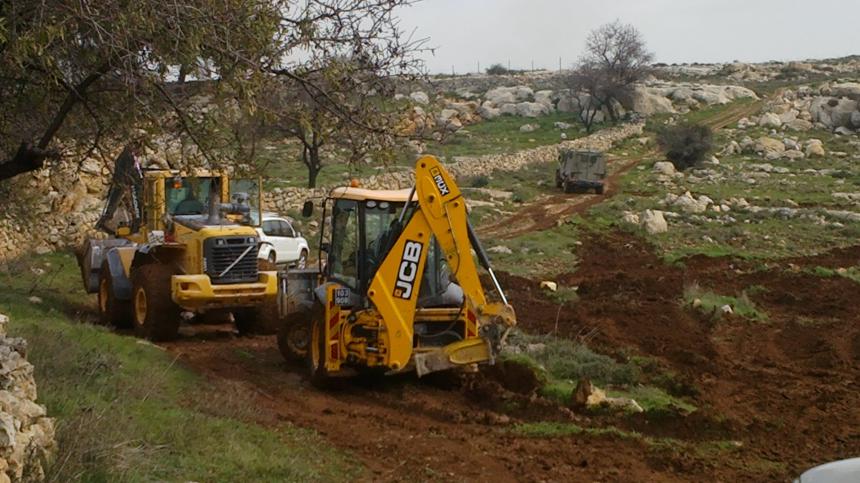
left=409, top=91, right=430, bottom=105
left=759, top=112, right=783, bottom=129
left=809, top=97, right=859, bottom=130
left=830, top=82, right=860, bottom=100
left=754, top=137, right=786, bottom=159
left=515, top=102, right=550, bottom=118
left=629, top=86, right=676, bottom=115
left=805, top=139, right=826, bottom=157
left=640, top=210, right=668, bottom=234
left=653, top=161, right=677, bottom=176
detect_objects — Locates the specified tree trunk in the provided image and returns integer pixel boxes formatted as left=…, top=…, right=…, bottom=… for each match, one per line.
left=304, top=145, right=322, bottom=189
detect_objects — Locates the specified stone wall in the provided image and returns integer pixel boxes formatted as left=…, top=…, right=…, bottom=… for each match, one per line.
left=0, top=122, right=642, bottom=259
left=265, top=122, right=644, bottom=213
left=0, top=314, right=54, bottom=482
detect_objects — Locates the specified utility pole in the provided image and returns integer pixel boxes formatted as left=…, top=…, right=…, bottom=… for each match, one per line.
left=531, top=60, right=534, bottom=71
left=477, top=60, right=480, bottom=74
left=507, top=58, right=511, bottom=71
left=559, top=56, right=562, bottom=71
left=451, top=65, right=455, bottom=76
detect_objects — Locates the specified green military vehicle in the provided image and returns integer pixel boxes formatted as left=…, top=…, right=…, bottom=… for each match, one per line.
left=555, top=149, right=606, bottom=194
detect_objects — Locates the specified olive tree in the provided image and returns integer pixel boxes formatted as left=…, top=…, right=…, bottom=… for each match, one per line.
left=0, top=0, right=424, bottom=183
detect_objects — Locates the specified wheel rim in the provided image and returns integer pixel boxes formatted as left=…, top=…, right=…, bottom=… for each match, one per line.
left=98, top=278, right=109, bottom=314
left=134, top=287, right=147, bottom=326
left=298, top=253, right=307, bottom=269
left=289, top=325, right=309, bottom=352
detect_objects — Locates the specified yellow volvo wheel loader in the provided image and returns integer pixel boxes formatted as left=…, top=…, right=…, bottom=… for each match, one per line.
left=77, top=147, right=278, bottom=340
left=277, top=155, right=516, bottom=382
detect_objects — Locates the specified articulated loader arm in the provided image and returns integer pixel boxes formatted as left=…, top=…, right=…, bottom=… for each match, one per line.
left=366, top=155, right=516, bottom=373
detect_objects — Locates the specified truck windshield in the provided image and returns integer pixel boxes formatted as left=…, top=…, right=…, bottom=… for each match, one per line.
left=166, top=177, right=216, bottom=215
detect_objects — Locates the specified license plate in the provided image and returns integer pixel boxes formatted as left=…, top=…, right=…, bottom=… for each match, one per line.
left=333, top=288, right=351, bottom=306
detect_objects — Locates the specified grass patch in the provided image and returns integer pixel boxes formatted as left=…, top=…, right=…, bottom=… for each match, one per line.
left=807, top=265, right=860, bottom=283
left=683, top=283, right=767, bottom=321
left=426, top=112, right=590, bottom=160
left=0, top=252, right=360, bottom=481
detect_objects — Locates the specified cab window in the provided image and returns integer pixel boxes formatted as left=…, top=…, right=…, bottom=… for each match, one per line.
left=329, top=200, right=359, bottom=289
left=166, top=177, right=215, bottom=215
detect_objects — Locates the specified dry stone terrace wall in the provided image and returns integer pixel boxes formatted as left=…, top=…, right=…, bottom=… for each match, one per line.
left=264, top=122, right=644, bottom=214
left=0, top=314, right=54, bottom=483
left=0, top=122, right=642, bottom=259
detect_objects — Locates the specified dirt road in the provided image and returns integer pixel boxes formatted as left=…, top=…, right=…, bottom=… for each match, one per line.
left=477, top=153, right=647, bottom=240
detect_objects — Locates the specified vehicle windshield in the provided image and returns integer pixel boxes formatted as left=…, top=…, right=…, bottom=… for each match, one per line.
left=364, top=200, right=403, bottom=281
left=165, top=177, right=216, bottom=215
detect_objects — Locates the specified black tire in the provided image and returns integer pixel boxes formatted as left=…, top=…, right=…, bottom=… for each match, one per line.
left=234, top=299, right=280, bottom=336
left=296, top=249, right=308, bottom=269
left=277, top=311, right=310, bottom=361
left=267, top=251, right=277, bottom=264
left=306, top=304, right=330, bottom=387
left=97, top=262, right=133, bottom=328
left=131, top=264, right=181, bottom=341
left=595, top=185, right=605, bottom=195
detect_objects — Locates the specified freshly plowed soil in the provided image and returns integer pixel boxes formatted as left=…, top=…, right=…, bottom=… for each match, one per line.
left=160, top=232, right=859, bottom=481
left=500, top=232, right=860, bottom=480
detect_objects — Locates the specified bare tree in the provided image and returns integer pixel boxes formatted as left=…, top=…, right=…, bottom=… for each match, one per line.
left=562, top=65, right=606, bottom=133
left=562, top=20, right=653, bottom=127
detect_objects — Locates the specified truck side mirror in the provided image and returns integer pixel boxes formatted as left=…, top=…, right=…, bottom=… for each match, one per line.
left=116, top=226, right=131, bottom=237
left=301, top=200, right=314, bottom=218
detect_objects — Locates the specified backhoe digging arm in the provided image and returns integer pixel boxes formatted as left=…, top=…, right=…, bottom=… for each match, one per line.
left=366, top=155, right=516, bottom=372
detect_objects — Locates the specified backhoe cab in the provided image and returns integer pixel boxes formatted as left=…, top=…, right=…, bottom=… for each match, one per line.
left=77, top=147, right=278, bottom=340
left=277, top=155, right=516, bottom=381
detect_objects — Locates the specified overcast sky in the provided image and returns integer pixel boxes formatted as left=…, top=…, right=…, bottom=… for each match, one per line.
left=398, top=0, right=860, bottom=74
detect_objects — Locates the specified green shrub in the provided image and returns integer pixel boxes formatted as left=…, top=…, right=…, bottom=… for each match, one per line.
left=656, top=123, right=714, bottom=170
left=486, top=63, right=511, bottom=75
left=469, top=175, right=490, bottom=188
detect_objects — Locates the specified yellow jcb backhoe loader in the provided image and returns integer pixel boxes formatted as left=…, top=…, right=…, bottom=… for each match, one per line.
left=277, top=155, right=516, bottom=383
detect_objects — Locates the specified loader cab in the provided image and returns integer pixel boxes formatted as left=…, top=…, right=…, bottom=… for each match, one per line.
left=322, top=188, right=456, bottom=309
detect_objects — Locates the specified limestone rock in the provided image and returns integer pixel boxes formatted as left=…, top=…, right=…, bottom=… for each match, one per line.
left=653, top=161, right=676, bottom=176
left=409, top=91, right=430, bottom=105
left=754, top=137, right=786, bottom=159
left=640, top=210, right=668, bottom=234
left=759, top=112, right=783, bottom=128
left=629, top=86, right=676, bottom=115
left=805, top=139, right=826, bottom=157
